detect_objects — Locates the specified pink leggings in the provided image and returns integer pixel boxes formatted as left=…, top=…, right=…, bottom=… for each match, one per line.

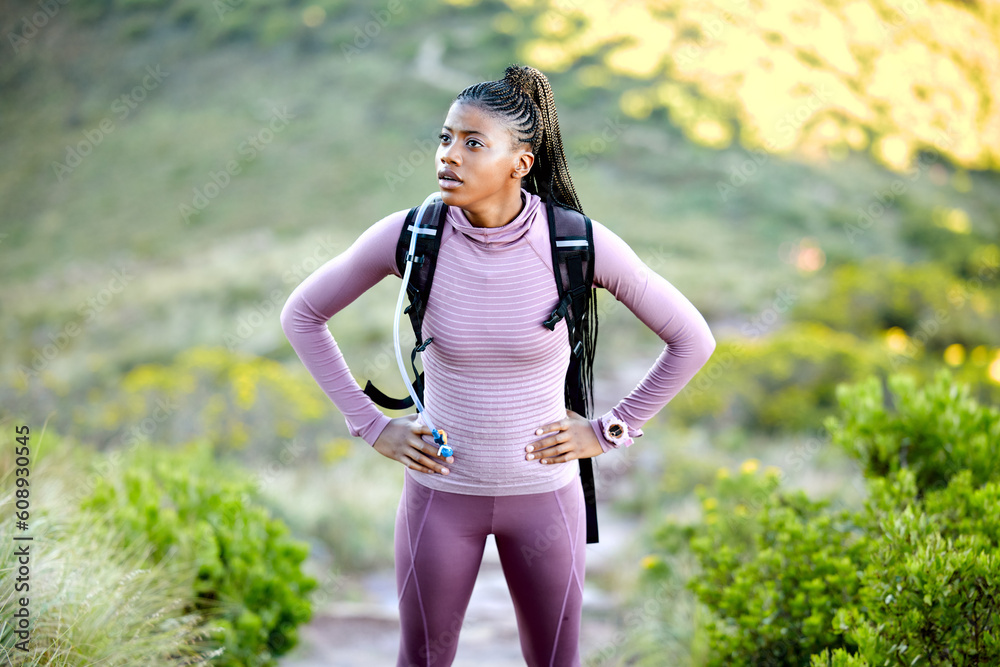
left=394, top=472, right=586, bottom=667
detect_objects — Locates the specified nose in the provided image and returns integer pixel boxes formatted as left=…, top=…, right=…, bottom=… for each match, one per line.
left=438, top=141, right=459, bottom=166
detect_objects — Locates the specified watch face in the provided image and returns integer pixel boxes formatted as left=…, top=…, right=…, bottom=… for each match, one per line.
left=607, top=423, right=624, bottom=439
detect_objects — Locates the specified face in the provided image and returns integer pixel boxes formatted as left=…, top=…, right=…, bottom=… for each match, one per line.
left=435, top=101, right=534, bottom=212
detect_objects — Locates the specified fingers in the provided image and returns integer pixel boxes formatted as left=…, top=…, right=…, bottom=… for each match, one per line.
left=526, top=442, right=575, bottom=464
left=534, top=418, right=569, bottom=436
left=525, top=427, right=574, bottom=463
left=409, top=420, right=434, bottom=436
left=527, top=428, right=570, bottom=452
left=404, top=438, right=451, bottom=475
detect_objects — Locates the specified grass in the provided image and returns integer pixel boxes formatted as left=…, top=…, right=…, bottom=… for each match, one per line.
left=0, top=432, right=226, bottom=666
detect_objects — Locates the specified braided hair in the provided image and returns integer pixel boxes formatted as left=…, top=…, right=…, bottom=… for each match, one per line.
left=454, top=65, right=599, bottom=419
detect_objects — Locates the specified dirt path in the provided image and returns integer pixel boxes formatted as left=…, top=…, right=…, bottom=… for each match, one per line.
left=280, top=503, right=639, bottom=666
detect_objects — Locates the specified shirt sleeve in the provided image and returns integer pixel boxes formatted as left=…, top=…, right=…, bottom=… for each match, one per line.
left=586, top=219, right=716, bottom=452
left=279, top=209, right=407, bottom=446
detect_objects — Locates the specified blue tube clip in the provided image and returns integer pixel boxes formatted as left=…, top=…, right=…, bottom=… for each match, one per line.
left=433, top=429, right=452, bottom=458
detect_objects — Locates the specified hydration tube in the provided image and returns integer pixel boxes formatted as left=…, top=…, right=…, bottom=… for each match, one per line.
left=394, top=192, right=452, bottom=458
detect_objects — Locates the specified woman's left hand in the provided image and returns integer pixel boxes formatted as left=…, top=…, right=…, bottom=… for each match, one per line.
left=526, top=409, right=603, bottom=464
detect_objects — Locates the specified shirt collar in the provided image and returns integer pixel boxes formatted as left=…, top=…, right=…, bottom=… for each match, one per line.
left=446, top=189, right=541, bottom=248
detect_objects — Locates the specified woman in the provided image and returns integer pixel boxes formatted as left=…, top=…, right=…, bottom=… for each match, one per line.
left=280, top=64, right=715, bottom=667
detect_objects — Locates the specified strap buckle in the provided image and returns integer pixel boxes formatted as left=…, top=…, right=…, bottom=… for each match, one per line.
left=543, top=294, right=572, bottom=330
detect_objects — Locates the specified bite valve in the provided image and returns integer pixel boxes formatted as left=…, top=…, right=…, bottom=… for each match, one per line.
left=433, top=429, right=452, bottom=458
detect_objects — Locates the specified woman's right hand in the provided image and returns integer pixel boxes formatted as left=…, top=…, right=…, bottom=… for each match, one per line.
left=372, top=415, right=454, bottom=475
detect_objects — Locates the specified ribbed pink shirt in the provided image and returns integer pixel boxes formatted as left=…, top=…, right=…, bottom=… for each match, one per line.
left=280, top=189, right=715, bottom=496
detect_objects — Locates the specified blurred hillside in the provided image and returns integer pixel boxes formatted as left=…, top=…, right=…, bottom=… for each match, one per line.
left=3, top=0, right=1000, bottom=664
left=3, top=0, right=998, bottom=395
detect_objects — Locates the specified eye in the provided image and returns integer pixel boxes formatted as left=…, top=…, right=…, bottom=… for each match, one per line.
left=439, top=133, right=451, bottom=143
left=467, top=138, right=483, bottom=148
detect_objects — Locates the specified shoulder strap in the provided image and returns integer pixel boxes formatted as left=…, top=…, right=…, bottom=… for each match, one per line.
left=363, top=200, right=447, bottom=410
left=395, top=200, right=447, bottom=347
left=543, top=198, right=594, bottom=359
left=543, top=197, right=600, bottom=544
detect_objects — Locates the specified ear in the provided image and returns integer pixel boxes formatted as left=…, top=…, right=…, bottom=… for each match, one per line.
left=512, top=148, right=534, bottom=179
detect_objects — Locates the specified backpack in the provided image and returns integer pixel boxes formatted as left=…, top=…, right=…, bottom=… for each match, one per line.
left=362, top=196, right=601, bottom=544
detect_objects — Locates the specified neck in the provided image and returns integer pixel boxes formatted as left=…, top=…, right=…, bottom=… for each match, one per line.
left=462, top=187, right=526, bottom=228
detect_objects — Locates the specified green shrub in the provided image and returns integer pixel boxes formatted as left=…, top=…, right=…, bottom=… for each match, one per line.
left=678, top=465, right=867, bottom=666
left=826, top=371, right=1000, bottom=492
left=0, top=434, right=222, bottom=666
left=641, top=371, right=1000, bottom=666
left=810, top=648, right=869, bottom=667
left=846, top=515, right=1000, bottom=666
left=828, top=372, right=1000, bottom=667
left=76, top=438, right=317, bottom=667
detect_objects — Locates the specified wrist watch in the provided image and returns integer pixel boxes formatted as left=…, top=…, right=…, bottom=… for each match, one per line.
left=600, top=411, right=635, bottom=449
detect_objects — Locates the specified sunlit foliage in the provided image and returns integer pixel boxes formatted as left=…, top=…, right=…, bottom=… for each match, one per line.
left=482, top=0, right=1000, bottom=172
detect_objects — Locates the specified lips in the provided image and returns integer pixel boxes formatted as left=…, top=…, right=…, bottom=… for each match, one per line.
left=437, top=168, right=462, bottom=189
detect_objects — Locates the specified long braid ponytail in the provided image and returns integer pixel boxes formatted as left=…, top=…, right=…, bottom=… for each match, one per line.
left=454, top=64, right=599, bottom=418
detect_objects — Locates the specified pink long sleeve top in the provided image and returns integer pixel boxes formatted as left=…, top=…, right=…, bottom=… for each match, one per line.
left=280, top=188, right=715, bottom=496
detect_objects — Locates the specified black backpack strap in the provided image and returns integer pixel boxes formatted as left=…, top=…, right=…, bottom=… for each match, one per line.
left=544, top=197, right=600, bottom=544
left=363, top=200, right=447, bottom=410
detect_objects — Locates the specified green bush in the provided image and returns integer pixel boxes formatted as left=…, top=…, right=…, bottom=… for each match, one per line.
left=826, top=371, right=1000, bottom=492
left=1, top=434, right=222, bottom=666
left=829, top=373, right=1000, bottom=667
left=810, top=648, right=869, bottom=667
left=834, top=395, right=1000, bottom=667
left=76, top=438, right=317, bottom=667
left=642, top=371, right=1000, bottom=666
left=840, top=501, right=1000, bottom=666
left=661, top=464, right=867, bottom=666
